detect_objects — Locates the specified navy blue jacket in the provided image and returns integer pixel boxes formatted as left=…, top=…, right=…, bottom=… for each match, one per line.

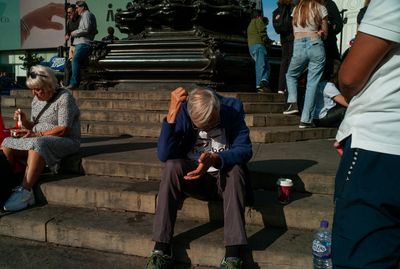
left=157, top=94, right=252, bottom=170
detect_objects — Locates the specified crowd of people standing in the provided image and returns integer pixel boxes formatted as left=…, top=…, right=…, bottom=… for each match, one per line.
left=247, top=0, right=349, bottom=129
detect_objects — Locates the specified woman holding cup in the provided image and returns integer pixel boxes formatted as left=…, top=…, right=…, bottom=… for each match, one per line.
left=1, top=65, right=81, bottom=211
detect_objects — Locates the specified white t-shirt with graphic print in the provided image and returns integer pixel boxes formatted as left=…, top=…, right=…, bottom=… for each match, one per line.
left=187, top=127, right=228, bottom=172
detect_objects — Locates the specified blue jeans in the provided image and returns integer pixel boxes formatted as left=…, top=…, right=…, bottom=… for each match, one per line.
left=286, top=37, right=325, bottom=123
left=249, top=44, right=270, bottom=87
left=70, top=43, right=91, bottom=87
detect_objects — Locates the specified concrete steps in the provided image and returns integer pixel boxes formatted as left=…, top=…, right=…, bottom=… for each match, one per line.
left=1, top=107, right=299, bottom=127
left=0, top=87, right=340, bottom=268
left=77, top=136, right=337, bottom=195
left=0, top=205, right=314, bottom=269
left=38, top=175, right=333, bottom=230
left=1, top=89, right=337, bottom=143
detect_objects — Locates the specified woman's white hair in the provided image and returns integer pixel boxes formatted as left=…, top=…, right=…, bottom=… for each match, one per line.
left=26, top=65, right=58, bottom=94
left=187, top=88, right=220, bottom=128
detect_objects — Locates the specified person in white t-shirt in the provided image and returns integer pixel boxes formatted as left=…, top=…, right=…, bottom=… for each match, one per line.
left=313, top=61, right=348, bottom=127
left=313, top=80, right=347, bottom=127
left=331, top=0, right=400, bottom=268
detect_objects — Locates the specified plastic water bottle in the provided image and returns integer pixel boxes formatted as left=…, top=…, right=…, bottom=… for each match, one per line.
left=312, top=220, right=333, bottom=269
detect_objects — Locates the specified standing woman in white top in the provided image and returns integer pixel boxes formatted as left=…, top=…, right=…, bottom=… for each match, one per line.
left=283, top=0, right=328, bottom=128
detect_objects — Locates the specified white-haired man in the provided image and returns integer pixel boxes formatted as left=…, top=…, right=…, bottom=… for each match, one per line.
left=145, top=87, right=253, bottom=269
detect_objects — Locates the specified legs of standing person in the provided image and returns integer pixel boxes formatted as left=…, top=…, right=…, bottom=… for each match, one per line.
left=278, top=40, right=293, bottom=93
left=249, top=44, right=270, bottom=90
left=64, top=46, right=74, bottom=86
left=332, top=137, right=400, bottom=269
left=300, top=38, right=325, bottom=124
left=69, top=43, right=91, bottom=87
left=324, top=39, right=341, bottom=80
left=286, top=39, right=307, bottom=104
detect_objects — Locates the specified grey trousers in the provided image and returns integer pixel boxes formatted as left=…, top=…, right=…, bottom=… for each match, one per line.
left=152, top=159, right=248, bottom=246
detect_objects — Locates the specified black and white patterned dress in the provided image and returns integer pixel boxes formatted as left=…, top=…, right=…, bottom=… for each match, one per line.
left=2, top=88, right=81, bottom=172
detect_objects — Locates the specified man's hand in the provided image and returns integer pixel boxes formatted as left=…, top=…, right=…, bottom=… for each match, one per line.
left=184, top=152, right=220, bottom=180
left=334, top=141, right=343, bottom=157
left=166, top=87, right=188, bottom=123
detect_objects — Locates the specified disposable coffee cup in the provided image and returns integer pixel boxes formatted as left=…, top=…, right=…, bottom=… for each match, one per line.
left=277, top=178, right=293, bottom=204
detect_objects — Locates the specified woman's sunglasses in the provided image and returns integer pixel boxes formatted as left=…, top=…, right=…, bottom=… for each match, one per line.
left=29, top=72, right=47, bottom=79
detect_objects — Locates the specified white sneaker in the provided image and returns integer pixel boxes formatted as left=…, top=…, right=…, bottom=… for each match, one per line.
left=3, top=186, right=35, bottom=211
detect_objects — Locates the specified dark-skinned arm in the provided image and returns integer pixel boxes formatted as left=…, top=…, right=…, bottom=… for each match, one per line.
left=339, top=32, right=394, bottom=101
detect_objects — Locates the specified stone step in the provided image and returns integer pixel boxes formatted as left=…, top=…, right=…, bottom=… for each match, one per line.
left=1, top=107, right=299, bottom=127
left=10, top=89, right=286, bottom=103
left=1, top=96, right=31, bottom=109
left=79, top=120, right=337, bottom=143
left=249, top=126, right=337, bottom=143
left=76, top=99, right=285, bottom=114
left=78, top=136, right=338, bottom=195
left=39, top=175, right=333, bottom=230
left=0, top=205, right=315, bottom=269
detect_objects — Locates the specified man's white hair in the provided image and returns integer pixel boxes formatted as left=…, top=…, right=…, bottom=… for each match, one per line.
left=187, top=88, right=220, bottom=128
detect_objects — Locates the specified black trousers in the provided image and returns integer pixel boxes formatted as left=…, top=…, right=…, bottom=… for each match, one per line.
left=278, top=40, right=293, bottom=92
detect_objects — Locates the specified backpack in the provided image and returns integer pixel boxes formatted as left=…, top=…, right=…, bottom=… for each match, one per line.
left=272, top=5, right=292, bottom=34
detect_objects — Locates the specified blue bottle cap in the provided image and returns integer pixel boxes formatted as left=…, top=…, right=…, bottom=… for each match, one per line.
left=320, top=220, right=329, bottom=228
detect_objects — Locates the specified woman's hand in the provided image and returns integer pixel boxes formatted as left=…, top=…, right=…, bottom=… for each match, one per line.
left=13, top=109, right=28, bottom=128
left=22, top=130, right=42, bottom=138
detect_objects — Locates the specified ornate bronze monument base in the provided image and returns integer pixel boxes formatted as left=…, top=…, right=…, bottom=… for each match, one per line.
left=86, top=0, right=280, bottom=91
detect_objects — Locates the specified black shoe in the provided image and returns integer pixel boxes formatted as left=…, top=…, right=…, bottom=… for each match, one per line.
left=283, top=103, right=299, bottom=115
left=257, top=80, right=272, bottom=93
left=299, top=121, right=315, bottom=128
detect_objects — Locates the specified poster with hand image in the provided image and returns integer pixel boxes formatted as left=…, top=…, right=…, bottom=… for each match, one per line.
left=20, top=0, right=65, bottom=49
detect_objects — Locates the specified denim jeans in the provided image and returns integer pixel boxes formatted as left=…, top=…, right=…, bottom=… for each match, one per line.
left=70, top=43, right=91, bottom=87
left=249, top=44, right=270, bottom=87
left=286, top=37, right=325, bottom=123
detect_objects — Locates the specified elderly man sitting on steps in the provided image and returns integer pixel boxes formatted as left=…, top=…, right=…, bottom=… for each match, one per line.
left=145, top=87, right=253, bottom=269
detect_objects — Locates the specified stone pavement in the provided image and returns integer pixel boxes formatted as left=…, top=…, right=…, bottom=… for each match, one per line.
left=0, top=235, right=213, bottom=269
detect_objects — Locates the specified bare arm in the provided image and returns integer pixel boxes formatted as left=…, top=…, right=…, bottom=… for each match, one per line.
left=339, top=32, right=394, bottom=100
left=333, top=95, right=348, bottom=107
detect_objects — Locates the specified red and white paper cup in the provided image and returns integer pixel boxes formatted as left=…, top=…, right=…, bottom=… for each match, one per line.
left=277, top=178, right=293, bottom=204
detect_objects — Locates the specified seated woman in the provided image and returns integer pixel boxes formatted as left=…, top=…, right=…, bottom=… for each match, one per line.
left=313, top=61, right=348, bottom=128
left=1, top=65, right=81, bottom=211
